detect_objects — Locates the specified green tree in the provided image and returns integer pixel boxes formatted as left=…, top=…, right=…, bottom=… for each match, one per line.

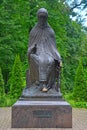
left=0, top=0, right=87, bottom=95
left=0, top=0, right=30, bottom=87
left=0, top=68, right=4, bottom=96
left=73, top=58, right=87, bottom=101
left=9, top=55, right=23, bottom=98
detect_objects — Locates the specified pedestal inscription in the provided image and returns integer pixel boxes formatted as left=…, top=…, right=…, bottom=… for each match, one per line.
left=33, top=110, right=52, bottom=118
left=12, top=101, right=72, bottom=128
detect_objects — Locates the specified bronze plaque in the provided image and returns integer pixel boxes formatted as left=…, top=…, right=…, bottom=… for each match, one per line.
left=33, top=110, right=52, bottom=118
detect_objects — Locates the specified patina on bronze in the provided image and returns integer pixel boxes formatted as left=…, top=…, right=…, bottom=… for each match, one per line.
left=22, top=8, right=62, bottom=97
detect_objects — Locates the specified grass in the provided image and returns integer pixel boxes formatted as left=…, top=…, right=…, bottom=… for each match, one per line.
left=0, top=92, right=87, bottom=108
left=64, top=93, right=87, bottom=108
left=0, top=95, right=17, bottom=107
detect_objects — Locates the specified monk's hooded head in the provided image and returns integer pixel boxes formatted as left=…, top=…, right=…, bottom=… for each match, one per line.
left=37, top=8, right=48, bottom=26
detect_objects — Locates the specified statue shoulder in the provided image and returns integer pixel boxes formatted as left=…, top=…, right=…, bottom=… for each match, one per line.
left=47, top=24, right=56, bottom=38
left=30, top=24, right=38, bottom=37
left=47, top=24, right=55, bottom=34
left=29, top=24, right=39, bottom=46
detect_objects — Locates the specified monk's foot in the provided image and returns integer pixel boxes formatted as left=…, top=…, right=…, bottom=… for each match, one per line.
left=41, top=84, right=48, bottom=92
left=42, top=87, right=48, bottom=92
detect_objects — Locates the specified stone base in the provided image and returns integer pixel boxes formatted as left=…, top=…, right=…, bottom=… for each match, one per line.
left=12, top=100, right=72, bottom=128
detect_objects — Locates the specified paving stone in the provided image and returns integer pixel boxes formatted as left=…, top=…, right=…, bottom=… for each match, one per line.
left=0, top=107, right=87, bottom=130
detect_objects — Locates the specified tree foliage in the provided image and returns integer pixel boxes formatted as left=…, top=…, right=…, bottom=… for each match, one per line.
left=60, top=68, right=66, bottom=95
left=66, top=0, right=87, bottom=11
left=0, top=0, right=30, bottom=85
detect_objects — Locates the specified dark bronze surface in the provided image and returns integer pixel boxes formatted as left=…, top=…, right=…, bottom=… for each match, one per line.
left=23, top=8, right=62, bottom=97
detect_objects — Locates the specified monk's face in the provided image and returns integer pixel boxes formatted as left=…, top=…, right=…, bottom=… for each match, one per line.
left=38, top=13, right=47, bottom=25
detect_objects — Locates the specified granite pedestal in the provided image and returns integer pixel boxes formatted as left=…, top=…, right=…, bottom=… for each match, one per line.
left=12, top=100, right=72, bottom=128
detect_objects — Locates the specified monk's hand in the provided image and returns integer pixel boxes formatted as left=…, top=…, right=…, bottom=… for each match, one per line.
left=59, top=60, right=62, bottom=67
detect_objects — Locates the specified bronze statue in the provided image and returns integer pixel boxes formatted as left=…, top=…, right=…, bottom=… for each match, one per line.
left=22, top=8, right=62, bottom=97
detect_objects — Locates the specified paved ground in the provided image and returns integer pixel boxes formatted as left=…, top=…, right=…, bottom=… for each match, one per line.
left=0, top=108, right=87, bottom=130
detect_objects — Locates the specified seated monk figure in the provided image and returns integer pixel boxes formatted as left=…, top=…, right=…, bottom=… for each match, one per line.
left=27, top=8, right=62, bottom=92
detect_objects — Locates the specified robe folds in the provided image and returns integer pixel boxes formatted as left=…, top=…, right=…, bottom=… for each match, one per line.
left=28, top=23, right=61, bottom=61
left=28, top=23, right=61, bottom=86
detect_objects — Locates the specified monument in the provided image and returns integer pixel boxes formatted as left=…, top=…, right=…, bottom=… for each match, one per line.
left=12, top=8, right=72, bottom=128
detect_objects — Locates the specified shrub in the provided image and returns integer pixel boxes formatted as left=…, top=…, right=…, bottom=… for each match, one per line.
left=9, top=55, right=23, bottom=98
left=64, top=94, right=87, bottom=108
left=0, top=67, right=5, bottom=96
left=73, top=58, right=87, bottom=101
